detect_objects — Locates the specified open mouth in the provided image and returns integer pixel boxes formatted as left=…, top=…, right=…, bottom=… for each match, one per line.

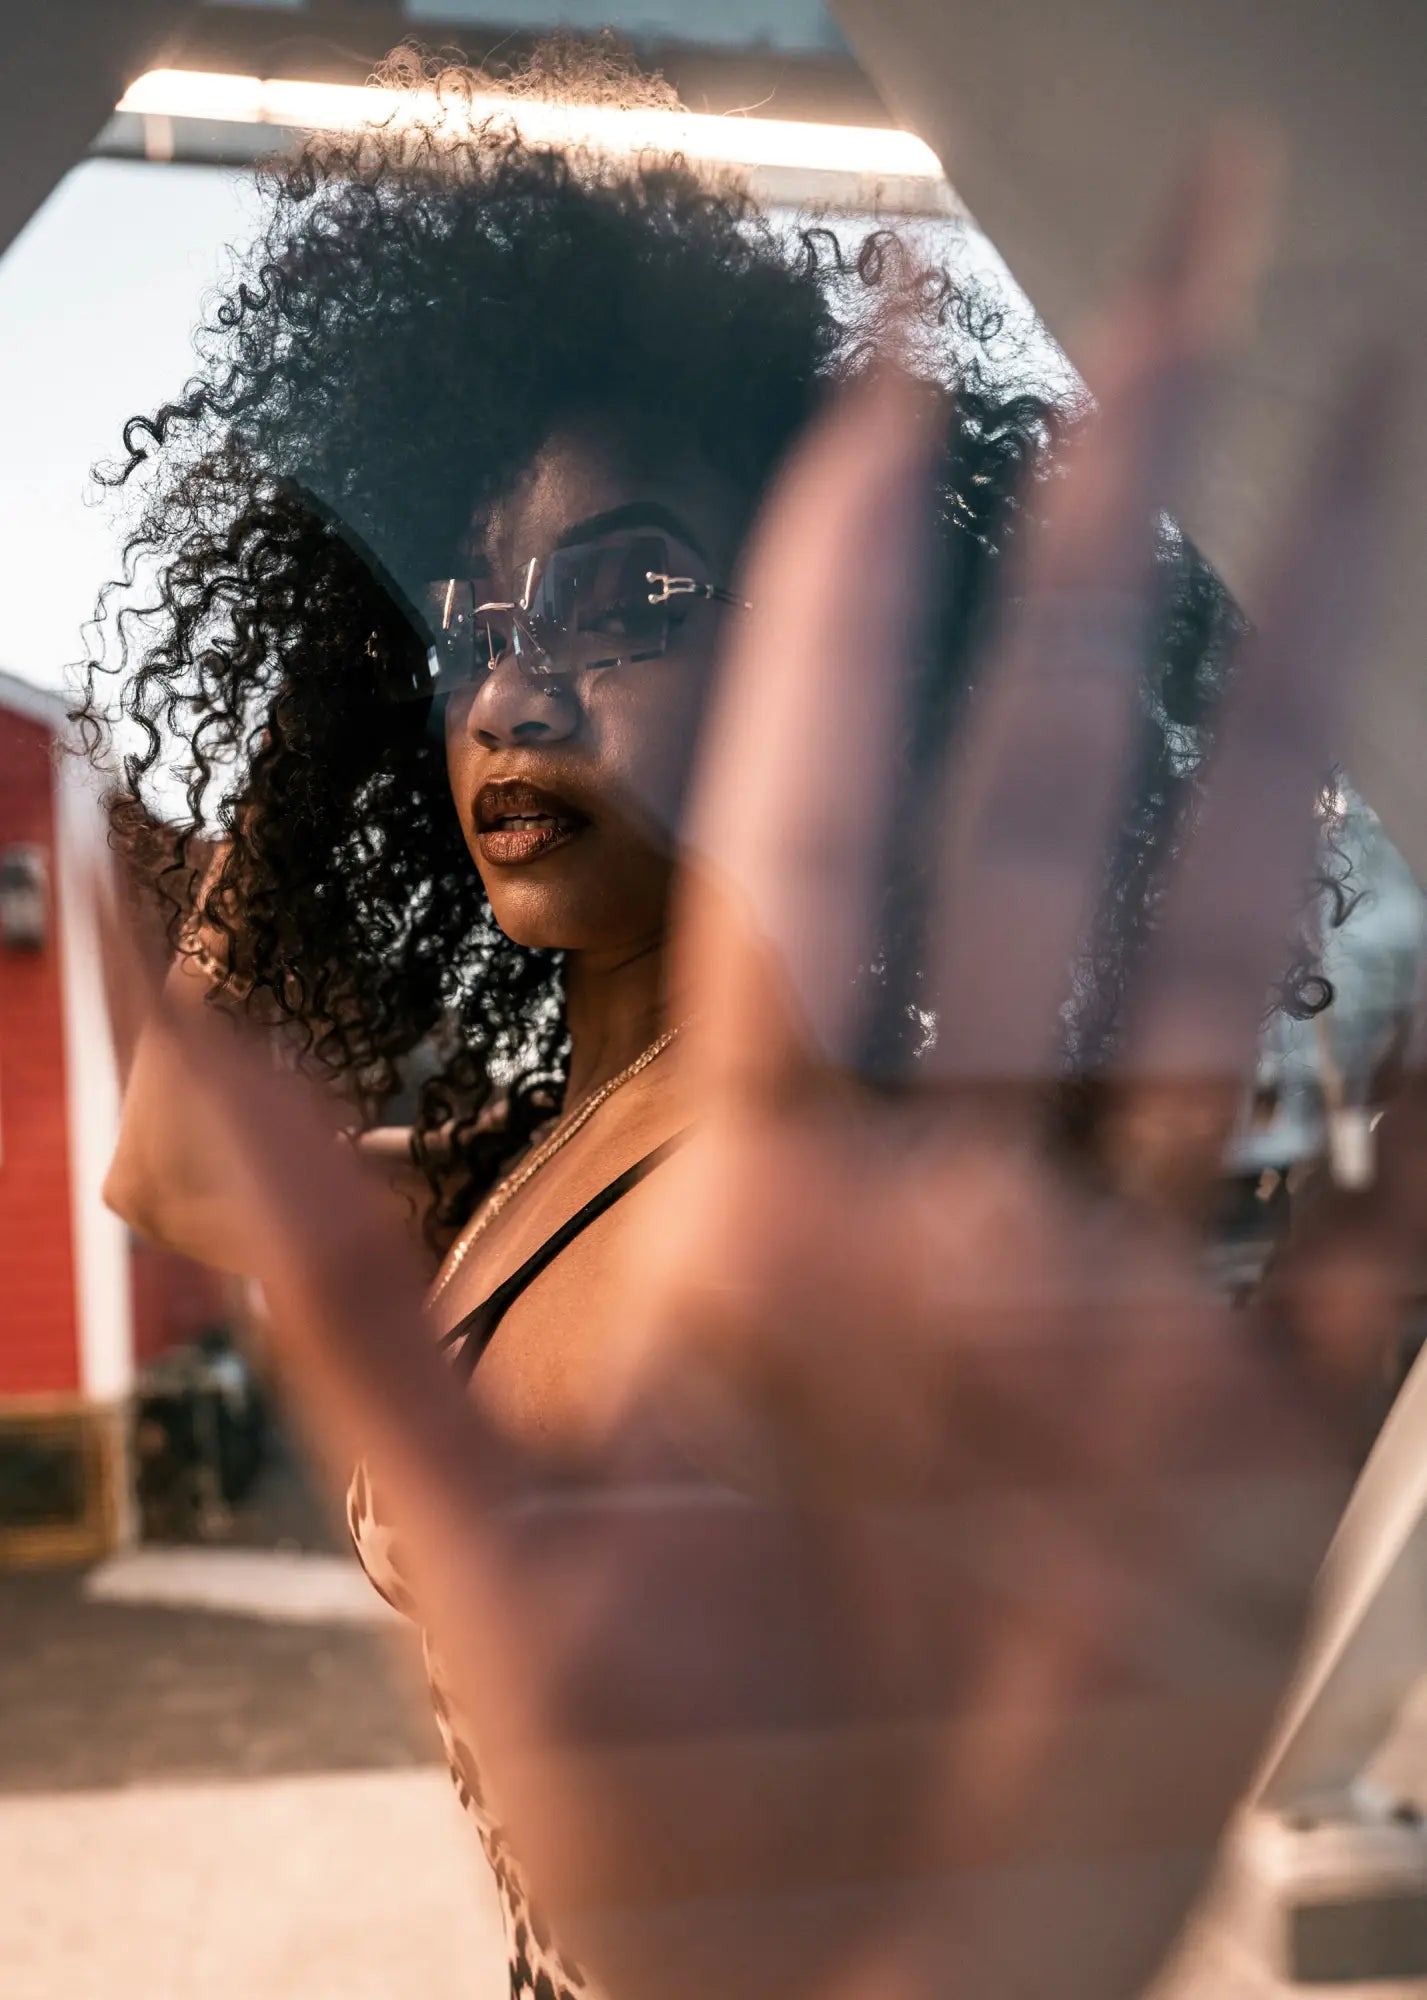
left=474, top=779, right=590, bottom=865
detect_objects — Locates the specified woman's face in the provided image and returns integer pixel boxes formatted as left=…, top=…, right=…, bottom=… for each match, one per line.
left=444, top=424, right=744, bottom=956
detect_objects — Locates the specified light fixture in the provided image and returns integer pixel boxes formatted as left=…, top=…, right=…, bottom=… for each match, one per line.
left=117, top=69, right=944, bottom=183
left=0, top=844, right=49, bottom=951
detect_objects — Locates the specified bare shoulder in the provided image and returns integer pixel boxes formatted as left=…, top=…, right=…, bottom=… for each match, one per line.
left=437, top=1061, right=689, bottom=1454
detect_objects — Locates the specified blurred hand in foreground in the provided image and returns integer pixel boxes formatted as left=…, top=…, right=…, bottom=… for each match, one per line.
left=102, top=142, right=1415, bottom=2000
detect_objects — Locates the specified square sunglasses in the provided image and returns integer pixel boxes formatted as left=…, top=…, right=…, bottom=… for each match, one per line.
left=383, top=528, right=749, bottom=703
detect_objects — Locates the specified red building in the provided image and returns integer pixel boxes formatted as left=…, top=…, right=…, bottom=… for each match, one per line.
left=0, top=668, right=224, bottom=1563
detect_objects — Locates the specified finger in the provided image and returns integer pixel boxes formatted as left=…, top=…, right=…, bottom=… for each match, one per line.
left=676, top=368, right=939, bottom=1099
left=1109, top=352, right=1401, bottom=1202
left=927, top=137, right=1276, bottom=1092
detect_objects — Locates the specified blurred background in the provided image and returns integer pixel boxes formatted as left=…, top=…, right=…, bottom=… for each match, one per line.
left=2, top=5, right=1424, bottom=1998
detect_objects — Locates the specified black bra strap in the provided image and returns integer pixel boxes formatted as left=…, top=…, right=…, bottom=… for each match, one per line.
left=439, top=1132, right=690, bottom=1383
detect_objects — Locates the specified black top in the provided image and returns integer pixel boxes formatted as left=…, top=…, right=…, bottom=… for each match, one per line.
left=437, top=1133, right=689, bottom=1384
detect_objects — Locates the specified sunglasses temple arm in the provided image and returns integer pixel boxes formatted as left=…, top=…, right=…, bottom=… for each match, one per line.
left=645, top=572, right=751, bottom=611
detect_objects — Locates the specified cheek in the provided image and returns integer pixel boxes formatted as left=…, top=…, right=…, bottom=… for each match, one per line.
left=443, top=689, right=480, bottom=809
left=598, top=663, right=717, bottom=837
left=437, top=664, right=716, bottom=855
left=443, top=686, right=478, bottom=757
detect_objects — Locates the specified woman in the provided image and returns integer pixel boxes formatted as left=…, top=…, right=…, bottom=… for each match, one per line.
left=91, top=52, right=1406, bottom=2000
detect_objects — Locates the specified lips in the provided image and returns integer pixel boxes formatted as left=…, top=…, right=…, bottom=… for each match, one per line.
left=475, top=778, right=590, bottom=866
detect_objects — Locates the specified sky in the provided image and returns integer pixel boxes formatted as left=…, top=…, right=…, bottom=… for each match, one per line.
left=0, top=160, right=258, bottom=696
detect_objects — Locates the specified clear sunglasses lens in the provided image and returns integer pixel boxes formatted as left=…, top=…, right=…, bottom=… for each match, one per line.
left=529, top=534, right=674, bottom=671
left=418, top=580, right=509, bottom=694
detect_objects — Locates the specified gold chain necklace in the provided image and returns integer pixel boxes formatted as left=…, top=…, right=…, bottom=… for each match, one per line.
left=427, top=1022, right=684, bottom=1308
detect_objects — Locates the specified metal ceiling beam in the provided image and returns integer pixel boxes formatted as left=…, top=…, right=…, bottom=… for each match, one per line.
left=0, top=0, right=196, bottom=262
left=144, top=4, right=891, bottom=128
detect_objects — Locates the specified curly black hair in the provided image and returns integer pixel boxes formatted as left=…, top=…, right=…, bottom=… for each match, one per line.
left=74, top=45, right=1330, bottom=1249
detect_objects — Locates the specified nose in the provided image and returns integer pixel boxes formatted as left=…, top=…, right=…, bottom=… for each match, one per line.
left=464, top=658, right=582, bottom=749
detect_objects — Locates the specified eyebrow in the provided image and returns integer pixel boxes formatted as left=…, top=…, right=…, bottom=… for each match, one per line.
left=553, top=501, right=710, bottom=561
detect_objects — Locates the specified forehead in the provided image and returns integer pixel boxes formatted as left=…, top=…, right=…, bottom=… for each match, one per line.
left=483, top=421, right=744, bottom=579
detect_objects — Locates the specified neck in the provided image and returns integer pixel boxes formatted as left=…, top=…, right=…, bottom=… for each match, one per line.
left=562, top=931, right=672, bottom=1102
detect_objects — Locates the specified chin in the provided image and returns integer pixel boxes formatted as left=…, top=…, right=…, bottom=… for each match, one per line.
left=486, top=898, right=580, bottom=951
left=480, top=878, right=651, bottom=954
left=467, top=807, right=677, bottom=949
left=482, top=865, right=674, bottom=956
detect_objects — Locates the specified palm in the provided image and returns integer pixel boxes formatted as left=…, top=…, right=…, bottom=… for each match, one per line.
left=479, top=1085, right=1352, bottom=2000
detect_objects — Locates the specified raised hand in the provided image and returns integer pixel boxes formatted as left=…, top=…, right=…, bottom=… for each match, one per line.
left=102, top=142, right=1409, bottom=2000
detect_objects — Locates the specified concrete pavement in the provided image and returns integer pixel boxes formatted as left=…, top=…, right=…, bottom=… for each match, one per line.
left=6, top=1441, right=1427, bottom=1998
left=0, top=1767, right=506, bottom=2000
left=1, top=1443, right=506, bottom=1998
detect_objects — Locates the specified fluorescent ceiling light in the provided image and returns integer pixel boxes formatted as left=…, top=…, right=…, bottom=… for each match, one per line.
left=118, top=69, right=944, bottom=181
